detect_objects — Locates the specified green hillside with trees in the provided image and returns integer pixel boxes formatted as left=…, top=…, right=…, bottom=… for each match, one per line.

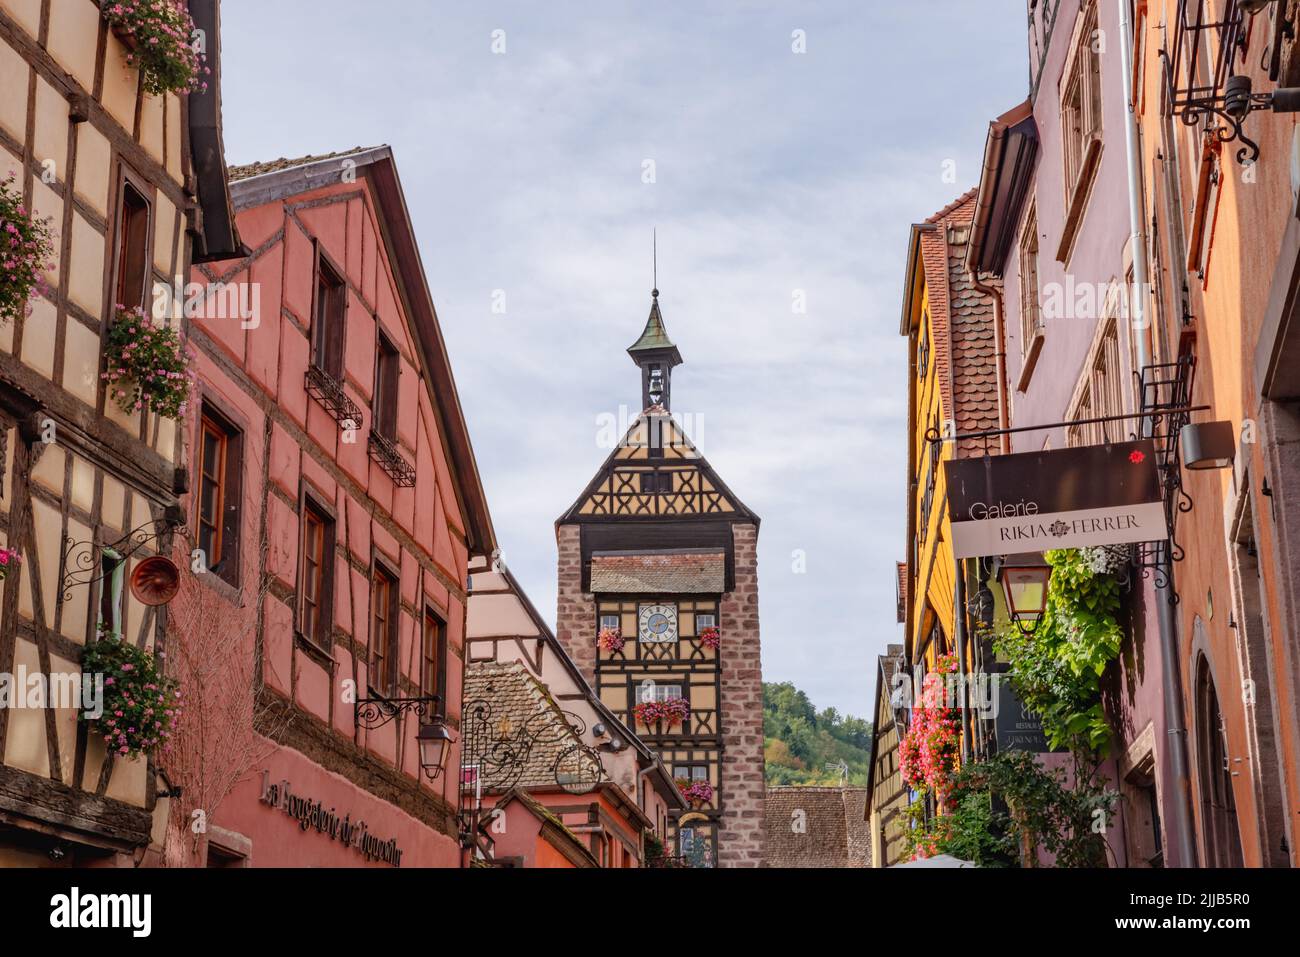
left=763, top=681, right=873, bottom=787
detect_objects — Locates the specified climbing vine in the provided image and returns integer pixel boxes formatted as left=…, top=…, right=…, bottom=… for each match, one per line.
left=902, top=750, right=1117, bottom=867
left=994, top=548, right=1126, bottom=756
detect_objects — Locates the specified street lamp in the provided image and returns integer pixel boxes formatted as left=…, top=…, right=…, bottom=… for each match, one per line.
left=999, top=555, right=1051, bottom=636
left=417, top=719, right=456, bottom=780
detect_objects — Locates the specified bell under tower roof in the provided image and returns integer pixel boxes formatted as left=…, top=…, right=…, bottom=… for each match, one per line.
left=627, top=290, right=683, bottom=410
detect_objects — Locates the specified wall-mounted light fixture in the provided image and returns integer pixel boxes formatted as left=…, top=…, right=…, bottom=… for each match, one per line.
left=1181, top=420, right=1236, bottom=470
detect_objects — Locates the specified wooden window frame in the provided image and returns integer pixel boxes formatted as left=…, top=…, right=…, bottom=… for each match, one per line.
left=1056, top=0, right=1103, bottom=263
left=372, top=329, right=400, bottom=441
left=1017, top=201, right=1045, bottom=391
left=421, top=604, right=447, bottom=715
left=110, top=165, right=155, bottom=315
left=296, top=489, right=336, bottom=654
left=369, top=556, right=400, bottom=696
left=311, top=242, right=347, bottom=381
left=196, top=402, right=243, bottom=586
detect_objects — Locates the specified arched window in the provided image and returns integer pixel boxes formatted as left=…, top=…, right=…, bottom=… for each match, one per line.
left=1194, top=655, right=1243, bottom=868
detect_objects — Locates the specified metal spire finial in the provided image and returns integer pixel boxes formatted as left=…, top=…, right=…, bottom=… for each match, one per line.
left=652, top=229, right=658, bottom=298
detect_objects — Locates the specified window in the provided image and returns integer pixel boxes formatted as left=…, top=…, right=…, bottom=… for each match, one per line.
left=98, top=549, right=125, bottom=638
left=373, top=331, right=400, bottom=441
left=1062, top=3, right=1102, bottom=201
left=421, top=607, right=446, bottom=708
left=114, top=178, right=151, bottom=312
left=640, top=682, right=682, bottom=702
left=673, top=765, right=709, bottom=782
left=1067, top=318, right=1123, bottom=447
left=299, top=501, right=335, bottom=648
left=312, top=250, right=346, bottom=379
left=917, top=314, right=930, bottom=380
left=695, top=613, right=715, bottom=631
left=599, top=614, right=620, bottom=631
left=639, top=471, right=671, bottom=494
left=1019, top=203, right=1041, bottom=353
left=197, top=406, right=242, bottom=584
left=371, top=564, right=399, bottom=694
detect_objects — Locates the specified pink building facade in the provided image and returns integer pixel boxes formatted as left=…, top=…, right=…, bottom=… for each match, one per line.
left=179, top=147, right=494, bottom=867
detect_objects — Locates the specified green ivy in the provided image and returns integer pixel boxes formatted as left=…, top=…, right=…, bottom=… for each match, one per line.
left=993, top=549, right=1125, bottom=756
left=902, top=751, right=1116, bottom=867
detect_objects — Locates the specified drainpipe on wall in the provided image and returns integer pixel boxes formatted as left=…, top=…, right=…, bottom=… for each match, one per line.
left=970, top=273, right=1011, bottom=454
left=954, top=565, right=971, bottom=763
left=1119, top=0, right=1198, bottom=868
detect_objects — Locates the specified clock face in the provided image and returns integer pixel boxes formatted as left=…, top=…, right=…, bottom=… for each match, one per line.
left=638, top=604, right=678, bottom=643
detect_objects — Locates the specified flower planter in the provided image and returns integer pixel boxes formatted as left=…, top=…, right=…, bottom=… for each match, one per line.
left=0, top=547, right=20, bottom=581
left=102, top=1, right=209, bottom=96
left=0, top=172, right=56, bottom=326
left=102, top=306, right=194, bottom=419
left=81, top=625, right=181, bottom=760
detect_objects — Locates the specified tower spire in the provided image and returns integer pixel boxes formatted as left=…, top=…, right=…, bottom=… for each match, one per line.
left=627, top=249, right=683, bottom=412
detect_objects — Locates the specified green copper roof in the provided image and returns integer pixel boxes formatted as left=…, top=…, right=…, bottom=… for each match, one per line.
left=627, top=295, right=677, bottom=354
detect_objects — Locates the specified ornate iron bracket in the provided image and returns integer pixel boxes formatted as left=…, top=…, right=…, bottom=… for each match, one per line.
left=355, top=693, right=442, bottom=730
left=61, top=512, right=185, bottom=604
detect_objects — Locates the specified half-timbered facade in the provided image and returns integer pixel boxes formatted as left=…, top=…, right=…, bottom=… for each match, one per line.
left=555, top=292, right=764, bottom=867
left=183, top=146, right=495, bottom=867
left=0, top=0, right=240, bottom=865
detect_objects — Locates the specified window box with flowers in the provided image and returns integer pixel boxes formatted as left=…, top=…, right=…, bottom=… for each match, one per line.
left=102, top=306, right=195, bottom=420
left=598, top=627, right=624, bottom=654
left=698, top=626, right=720, bottom=651
left=0, top=547, right=21, bottom=582
left=81, top=623, right=181, bottom=761
left=1, top=171, right=55, bottom=326
left=676, top=779, right=714, bottom=810
left=633, top=697, right=690, bottom=734
left=102, top=0, right=210, bottom=96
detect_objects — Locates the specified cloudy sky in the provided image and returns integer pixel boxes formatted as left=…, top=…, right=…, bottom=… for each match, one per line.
left=220, top=1, right=1027, bottom=718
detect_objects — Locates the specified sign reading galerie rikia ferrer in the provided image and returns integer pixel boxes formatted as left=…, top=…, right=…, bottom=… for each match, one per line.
left=944, top=439, right=1165, bottom=559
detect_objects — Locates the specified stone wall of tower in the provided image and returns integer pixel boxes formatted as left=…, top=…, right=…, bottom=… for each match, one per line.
left=555, top=524, right=597, bottom=685
left=718, top=522, right=765, bottom=867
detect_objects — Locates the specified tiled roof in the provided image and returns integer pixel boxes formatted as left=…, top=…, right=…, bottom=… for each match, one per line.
left=762, top=787, right=871, bottom=868
left=227, top=146, right=382, bottom=183
left=462, top=662, right=593, bottom=793
left=589, top=552, right=725, bottom=594
left=921, top=191, right=999, bottom=455
left=895, top=561, right=908, bottom=624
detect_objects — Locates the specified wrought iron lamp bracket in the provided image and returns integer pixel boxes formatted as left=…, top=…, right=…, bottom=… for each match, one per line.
left=355, top=694, right=442, bottom=730
left=61, top=514, right=185, bottom=603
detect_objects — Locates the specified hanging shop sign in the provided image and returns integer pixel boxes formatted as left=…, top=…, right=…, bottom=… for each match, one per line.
left=259, top=772, right=404, bottom=867
left=945, top=439, right=1164, bottom=559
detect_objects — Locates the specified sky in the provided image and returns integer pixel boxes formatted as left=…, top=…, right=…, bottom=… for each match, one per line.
left=219, top=0, right=1028, bottom=719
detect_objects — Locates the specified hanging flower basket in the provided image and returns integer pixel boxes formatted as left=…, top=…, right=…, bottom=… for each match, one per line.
left=676, top=779, right=714, bottom=809
left=0, top=172, right=55, bottom=326
left=103, top=1, right=209, bottom=96
left=81, top=625, right=181, bottom=760
left=598, top=627, right=624, bottom=653
left=698, top=626, right=720, bottom=650
left=102, top=306, right=194, bottom=419
left=0, top=547, right=21, bottom=582
left=898, top=653, right=962, bottom=805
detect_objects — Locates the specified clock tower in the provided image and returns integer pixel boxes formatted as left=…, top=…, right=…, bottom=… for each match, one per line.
left=554, top=290, right=765, bottom=867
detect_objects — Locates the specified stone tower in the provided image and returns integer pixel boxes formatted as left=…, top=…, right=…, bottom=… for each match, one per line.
left=555, top=290, right=764, bottom=867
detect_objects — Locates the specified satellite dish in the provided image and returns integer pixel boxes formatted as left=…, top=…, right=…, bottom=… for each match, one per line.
left=129, top=556, right=181, bottom=606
